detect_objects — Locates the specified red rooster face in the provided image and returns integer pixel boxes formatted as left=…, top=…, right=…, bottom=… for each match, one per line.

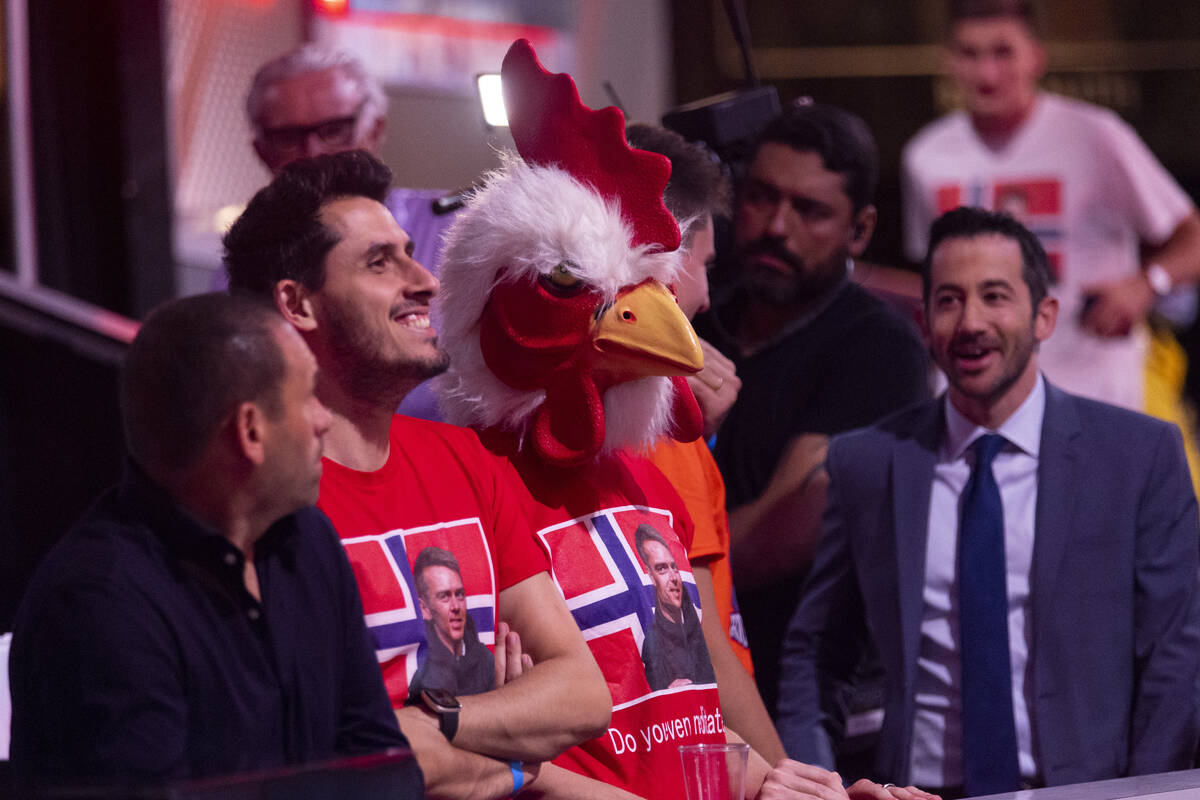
left=435, top=159, right=704, bottom=466
left=434, top=39, right=705, bottom=466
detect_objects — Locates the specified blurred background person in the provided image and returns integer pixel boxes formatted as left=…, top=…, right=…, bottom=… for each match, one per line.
left=902, top=0, right=1200, bottom=491
left=694, top=102, right=931, bottom=722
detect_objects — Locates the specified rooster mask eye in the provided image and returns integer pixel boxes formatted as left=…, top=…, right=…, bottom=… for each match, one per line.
left=539, top=261, right=585, bottom=297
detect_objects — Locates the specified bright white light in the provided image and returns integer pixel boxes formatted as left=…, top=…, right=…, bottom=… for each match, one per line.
left=477, top=73, right=508, bottom=128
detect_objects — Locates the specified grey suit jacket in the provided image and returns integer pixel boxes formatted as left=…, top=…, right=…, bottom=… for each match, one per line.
left=776, top=382, right=1200, bottom=786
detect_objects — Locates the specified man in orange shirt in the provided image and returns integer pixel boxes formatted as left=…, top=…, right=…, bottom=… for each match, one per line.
left=627, top=123, right=784, bottom=763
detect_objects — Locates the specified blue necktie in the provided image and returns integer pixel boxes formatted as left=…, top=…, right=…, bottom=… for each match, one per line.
left=959, top=433, right=1021, bottom=796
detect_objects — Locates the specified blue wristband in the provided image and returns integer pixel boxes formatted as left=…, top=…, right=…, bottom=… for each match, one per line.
left=509, top=760, right=524, bottom=795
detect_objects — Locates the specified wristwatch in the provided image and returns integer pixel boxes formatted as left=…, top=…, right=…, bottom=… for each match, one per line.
left=420, top=689, right=461, bottom=742
left=1146, top=263, right=1173, bottom=297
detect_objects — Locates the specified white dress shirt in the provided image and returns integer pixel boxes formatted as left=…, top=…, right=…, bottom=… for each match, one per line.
left=910, top=374, right=1046, bottom=787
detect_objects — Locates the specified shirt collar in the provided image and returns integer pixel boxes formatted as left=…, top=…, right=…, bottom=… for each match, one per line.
left=117, top=459, right=301, bottom=566
left=943, top=372, right=1045, bottom=461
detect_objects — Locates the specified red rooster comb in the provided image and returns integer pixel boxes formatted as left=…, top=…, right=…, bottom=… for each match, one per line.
left=501, top=38, right=680, bottom=253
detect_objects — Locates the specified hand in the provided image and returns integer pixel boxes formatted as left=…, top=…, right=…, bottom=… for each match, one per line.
left=668, top=677, right=693, bottom=689
left=494, top=621, right=534, bottom=687
left=1079, top=274, right=1155, bottom=338
left=517, top=760, right=542, bottom=792
left=754, top=759, right=850, bottom=800
left=687, top=338, right=741, bottom=439
left=846, top=779, right=942, bottom=800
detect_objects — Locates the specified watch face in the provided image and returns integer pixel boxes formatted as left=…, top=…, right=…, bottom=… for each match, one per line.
left=422, top=689, right=461, bottom=712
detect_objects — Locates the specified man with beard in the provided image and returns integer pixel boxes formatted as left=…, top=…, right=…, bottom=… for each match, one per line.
left=224, top=151, right=611, bottom=800
left=410, top=547, right=495, bottom=697
left=694, top=102, right=930, bottom=717
left=635, top=525, right=717, bottom=691
left=777, top=207, right=1200, bottom=796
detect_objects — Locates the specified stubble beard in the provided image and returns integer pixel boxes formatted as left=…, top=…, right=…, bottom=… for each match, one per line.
left=944, top=328, right=1037, bottom=409
left=324, top=302, right=451, bottom=408
left=740, top=239, right=848, bottom=308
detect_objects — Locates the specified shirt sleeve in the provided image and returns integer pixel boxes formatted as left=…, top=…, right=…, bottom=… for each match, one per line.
left=1098, top=110, right=1195, bottom=246
left=901, top=140, right=936, bottom=264
left=650, top=439, right=727, bottom=564
left=9, top=571, right=190, bottom=783
left=1128, top=421, right=1200, bottom=772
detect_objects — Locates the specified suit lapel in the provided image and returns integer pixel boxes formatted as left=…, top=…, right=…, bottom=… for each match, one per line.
left=891, top=401, right=943, bottom=687
left=1030, top=384, right=1082, bottom=639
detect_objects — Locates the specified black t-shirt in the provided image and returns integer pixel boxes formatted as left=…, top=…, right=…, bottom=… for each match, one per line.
left=694, top=281, right=930, bottom=715
left=697, top=281, right=930, bottom=509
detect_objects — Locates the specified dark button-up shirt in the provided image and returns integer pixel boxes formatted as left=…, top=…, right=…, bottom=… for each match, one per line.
left=9, top=465, right=409, bottom=785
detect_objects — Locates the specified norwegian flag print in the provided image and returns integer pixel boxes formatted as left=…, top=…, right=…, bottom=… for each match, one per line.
left=537, top=505, right=703, bottom=707
left=340, top=517, right=496, bottom=702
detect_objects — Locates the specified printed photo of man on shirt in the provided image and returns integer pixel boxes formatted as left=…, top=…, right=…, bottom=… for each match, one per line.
left=409, top=546, right=494, bottom=696
left=635, top=524, right=716, bottom=691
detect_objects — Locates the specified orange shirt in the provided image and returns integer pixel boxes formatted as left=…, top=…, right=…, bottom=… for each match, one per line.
left=648, top=437, right=754, bottom=674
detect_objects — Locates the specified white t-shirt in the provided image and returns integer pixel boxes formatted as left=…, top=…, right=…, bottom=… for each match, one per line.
left=903, top=93, right=1195, bottom=411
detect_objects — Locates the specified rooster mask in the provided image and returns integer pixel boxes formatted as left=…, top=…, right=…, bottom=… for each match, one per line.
left=436, top=39, right=704, bottom=467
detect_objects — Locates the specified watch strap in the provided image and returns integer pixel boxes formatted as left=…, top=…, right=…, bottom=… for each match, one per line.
left=438, top=705, right=459, bottom=742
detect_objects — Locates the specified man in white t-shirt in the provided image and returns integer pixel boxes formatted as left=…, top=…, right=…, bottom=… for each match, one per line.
left=902, top=0, right=1200, bottom=413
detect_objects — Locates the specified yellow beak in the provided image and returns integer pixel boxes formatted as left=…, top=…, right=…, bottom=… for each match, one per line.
left=592, top=279, right=704, bottom=379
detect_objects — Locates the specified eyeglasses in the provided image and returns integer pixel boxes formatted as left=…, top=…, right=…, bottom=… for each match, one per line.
left=259, top=99, right=367, bottom=155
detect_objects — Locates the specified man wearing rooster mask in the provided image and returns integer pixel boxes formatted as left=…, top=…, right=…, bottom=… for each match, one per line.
left=434, top=38, right=937, bottom=800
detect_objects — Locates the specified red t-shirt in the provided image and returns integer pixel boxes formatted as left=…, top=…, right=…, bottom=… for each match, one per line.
left=319, top=415, right=548, bottom=706
left=489, top=433, right=726, bottom=799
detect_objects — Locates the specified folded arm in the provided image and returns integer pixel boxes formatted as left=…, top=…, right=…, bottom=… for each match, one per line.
left=1082, top=211, right=1200, bottom=336
left=729, top=433, right=830, bottom=590
left=452, top=571, right=611, bottom=762
left=396, top=707, right=538, bottom=800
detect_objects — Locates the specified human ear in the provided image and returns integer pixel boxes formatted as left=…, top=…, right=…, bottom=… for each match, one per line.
left=1033, top=293, right=1058, bottom=342
left=275, top=279, right=317, bottom=332
left=232, top=401, right=267, bottom=466
left=848, top=205, right=877, bottom=256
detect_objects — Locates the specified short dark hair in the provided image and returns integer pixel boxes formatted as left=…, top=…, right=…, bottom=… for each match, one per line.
left=948, top=0, right=1039, bottom=33
left=751, top=102, right=879, bottom=213
left=224, top=150, right=392, bottom=296
left=634, top=523, right=671, bottom=566
left=626, top=123, right=731, bottom=241
left=121, top=292, right=286, bottom=474
left=413, top=546, right=463, bottom=600
left=922, top=206, right=1052, bottom=311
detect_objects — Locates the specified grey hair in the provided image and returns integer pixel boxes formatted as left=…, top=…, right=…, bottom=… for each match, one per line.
left=246, top=44, right=387, bottom=133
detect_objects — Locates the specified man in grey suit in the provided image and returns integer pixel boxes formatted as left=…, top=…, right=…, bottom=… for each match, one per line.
left=777, top=206, right=1200, bottom=798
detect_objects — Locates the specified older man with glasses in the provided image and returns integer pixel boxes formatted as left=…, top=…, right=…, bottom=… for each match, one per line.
left=246, top=45, right=386, bottom=175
